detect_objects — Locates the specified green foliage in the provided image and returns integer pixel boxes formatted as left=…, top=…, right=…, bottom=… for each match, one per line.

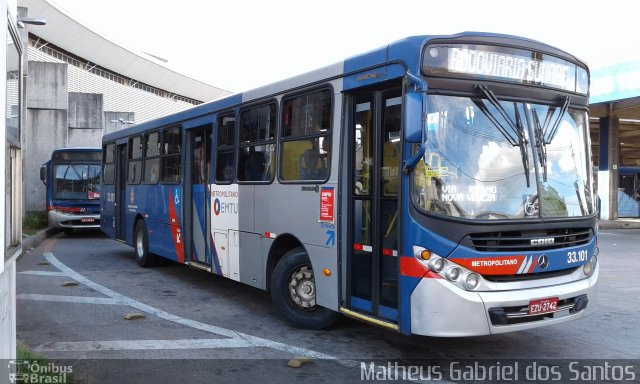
left=16, top=341, right=76, bottom=383
left=22, top=211, right=48, bottom=235
left=16, top=341, right=47, bottom=364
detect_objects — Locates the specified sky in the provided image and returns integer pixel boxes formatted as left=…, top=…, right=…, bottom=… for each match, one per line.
left=47, top=0, right=640, bottom=94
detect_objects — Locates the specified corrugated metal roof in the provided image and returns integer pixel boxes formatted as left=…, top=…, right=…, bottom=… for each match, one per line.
left=18, top=0, right=231, bottom=102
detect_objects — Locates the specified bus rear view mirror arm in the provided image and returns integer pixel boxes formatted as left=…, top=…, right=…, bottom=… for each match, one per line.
left=403, top=142, right=426, bottom=174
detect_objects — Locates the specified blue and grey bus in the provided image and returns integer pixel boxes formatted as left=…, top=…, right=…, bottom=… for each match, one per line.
left=40, top=147, right=102, bottom=234
left=101, top=32, right=598, bottom=336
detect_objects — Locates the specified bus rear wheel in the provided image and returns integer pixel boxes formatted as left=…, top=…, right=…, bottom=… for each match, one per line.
left=134, top=220, right=157, bottom=267
left=270, top=247, right=339, bottom=329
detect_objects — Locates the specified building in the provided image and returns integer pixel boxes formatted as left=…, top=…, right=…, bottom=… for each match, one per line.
left=1, top=0, right=23, bottom=370
left=590, top=62, right=640, bottom=220
left=2, top=0, right=229, bottom=367
left=19, top=0, right=230, bottom=213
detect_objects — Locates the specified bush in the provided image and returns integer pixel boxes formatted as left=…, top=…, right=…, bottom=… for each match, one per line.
left=23, top=211, right=48, bottom=235
left=16, top=341, right=76, bottom=383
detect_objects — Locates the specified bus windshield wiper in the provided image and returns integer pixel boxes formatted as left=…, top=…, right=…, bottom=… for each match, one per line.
left=475, top=85, right=530, bottom=187
left=532, top=96, right=570, bottom=182
left=544, top=96, right=570, bottom=143
left=532, top=110, right=547, bottom=181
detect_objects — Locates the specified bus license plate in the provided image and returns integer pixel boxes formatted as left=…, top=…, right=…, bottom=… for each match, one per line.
left=81, top=218, right=95, bottom=223
left=528, top=297, right=558, bottom=315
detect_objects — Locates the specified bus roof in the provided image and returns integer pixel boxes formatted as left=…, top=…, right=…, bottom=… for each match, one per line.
left=102, top=32, right=586, bottom=144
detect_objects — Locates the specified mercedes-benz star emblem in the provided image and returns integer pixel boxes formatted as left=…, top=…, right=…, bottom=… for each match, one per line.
left=538, top=254, right=549, bottom=270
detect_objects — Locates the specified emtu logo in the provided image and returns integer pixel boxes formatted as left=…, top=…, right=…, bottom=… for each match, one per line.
left=213, top=198, right=221, bottom=216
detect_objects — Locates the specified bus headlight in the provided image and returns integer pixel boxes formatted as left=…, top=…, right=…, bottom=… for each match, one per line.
left=428, top=258, right=446, bottom=273
left=445, top=266, right=461, bottom=281
left=464, top=273, right=480, bottom=290
left=583, top=255, right=597, bottom=277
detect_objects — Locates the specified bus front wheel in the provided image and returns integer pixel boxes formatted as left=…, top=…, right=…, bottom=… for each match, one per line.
left=134, top=220, right=157, bottom=268
left=270, top=247, right=339, bottom=329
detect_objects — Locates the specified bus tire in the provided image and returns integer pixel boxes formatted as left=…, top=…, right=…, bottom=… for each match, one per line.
left=270, top=247, right=339, bottom=329
left=134, top=220, right=157, bottom=268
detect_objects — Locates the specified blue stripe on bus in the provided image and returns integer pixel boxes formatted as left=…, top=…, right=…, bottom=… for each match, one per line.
left=398, top=275, right=421, bottom=335
left=211, top=233, right=222, bottom=275
left=378, top=305, right=398, bottom=323
left=350, top=296, right=373, bottom=313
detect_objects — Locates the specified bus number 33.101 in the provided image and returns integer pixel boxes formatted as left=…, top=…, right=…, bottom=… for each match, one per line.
left=568, top=250, right=589, bottom=264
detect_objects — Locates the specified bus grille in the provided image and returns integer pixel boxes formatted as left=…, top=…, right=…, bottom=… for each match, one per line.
left=467, top=228, right=592, bottom=252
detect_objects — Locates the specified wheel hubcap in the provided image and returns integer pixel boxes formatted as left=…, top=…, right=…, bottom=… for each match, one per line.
left=288, top=266, right=316, bottom=309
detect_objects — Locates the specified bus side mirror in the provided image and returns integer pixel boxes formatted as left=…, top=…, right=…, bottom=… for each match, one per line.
left=40, top=164, right=47, bottom=185
left=404, top=91, right=423, bottom=143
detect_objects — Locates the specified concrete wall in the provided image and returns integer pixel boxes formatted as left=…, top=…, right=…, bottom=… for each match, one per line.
left=68, top=127, right=103, bottom=147
left=25, top=109, right=67, bottom=212
left=69, top=92, right=102, bottom=129
left=67, top=92, right=104, bottom=147
left=104, top=111, right=135, bottom=135
left=24, top=61, right=69, bottom=212
left=26, top=61, right=68, bottom=110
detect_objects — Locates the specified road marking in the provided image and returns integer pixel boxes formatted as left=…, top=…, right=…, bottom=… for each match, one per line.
left=42, top=252, right=335, bottom=359
left=19, top=270, right=69, bottom=277
left=17, top=294, right=117, bottom=305
left=34, top=338, right=256, bottom=352
left=33, top=252, right=447, bottom=384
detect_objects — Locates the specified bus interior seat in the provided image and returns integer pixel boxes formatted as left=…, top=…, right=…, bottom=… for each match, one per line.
left=282, top=141, right=311, bottom=180
left=244, top=150, right=266, bottom=181
left=299, top=148, right=327, bottom=180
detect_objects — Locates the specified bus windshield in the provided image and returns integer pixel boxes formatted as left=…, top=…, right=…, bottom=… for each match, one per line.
left=53, top=163, right=102, bottom=200
left=413, top=94, right=594, bottom=220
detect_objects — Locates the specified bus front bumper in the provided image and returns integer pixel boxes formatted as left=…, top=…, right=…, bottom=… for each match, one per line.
left=48, top=211, right=100, bottom=229
left=409, top=266, right=598, bottom=337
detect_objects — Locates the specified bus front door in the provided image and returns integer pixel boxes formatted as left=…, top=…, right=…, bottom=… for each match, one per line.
left=186, top=126, right=213, bottom=268
left=347, top=87, right=402, bottom=323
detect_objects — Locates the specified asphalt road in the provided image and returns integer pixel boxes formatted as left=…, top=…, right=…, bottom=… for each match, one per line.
left=14, top=229, right=640, bottom=383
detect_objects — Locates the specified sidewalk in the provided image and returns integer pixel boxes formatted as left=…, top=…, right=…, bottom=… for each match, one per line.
left=598, top=218, right=640, bottom=229
left=20, top=227, right=59, bottom=257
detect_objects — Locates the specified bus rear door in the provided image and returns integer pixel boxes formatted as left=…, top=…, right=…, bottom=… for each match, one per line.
left=185, top=126, right=213, bottom=269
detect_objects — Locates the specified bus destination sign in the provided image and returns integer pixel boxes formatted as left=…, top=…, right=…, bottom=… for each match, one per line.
left=423, top=43, right=588, bottom=94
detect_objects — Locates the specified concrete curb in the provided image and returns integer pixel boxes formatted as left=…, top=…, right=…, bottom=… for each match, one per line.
left=598, top=219, right=640, bottom=230
left=20, top=227, right=60, bottom=259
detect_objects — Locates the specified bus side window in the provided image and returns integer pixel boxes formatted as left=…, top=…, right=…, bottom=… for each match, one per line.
left=215, top=114, right=236, bottom=183
left=237, top=104, right=276, bottom=182
left=280, top=89, right=332, bottom=182
left=161, top=127, right=181, bottom=183
left=103, top=143, right=115, bottom=185
left=128, top=135, right=142, bottom=184
left=143, top=131, right=160, bottom=184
